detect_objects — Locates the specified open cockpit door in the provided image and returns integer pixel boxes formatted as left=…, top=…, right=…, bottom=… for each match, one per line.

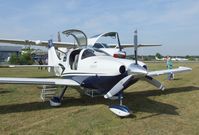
left=88, top=32, right=126, bottom=58
left=68, top=48, right=82, bottom=70
left=62, top=29, right=87, bottom=47
left=88, top=32, right=121, bottom=48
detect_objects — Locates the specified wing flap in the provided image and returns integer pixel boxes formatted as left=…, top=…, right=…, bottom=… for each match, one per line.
left=147, top=67, right=192, bottom=77
left=0, top=77, right=80, bottom=86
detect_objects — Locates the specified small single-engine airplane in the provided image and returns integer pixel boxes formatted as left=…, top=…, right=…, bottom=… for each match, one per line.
left=155, top=56, right=189, bottom=61
left=171, top=57, right=189, bottom=61
left=0, top=29, right=192, bottom=117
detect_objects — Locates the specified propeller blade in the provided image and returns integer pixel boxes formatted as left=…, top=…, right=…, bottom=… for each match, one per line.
left=143, top=76, right=165, bottom=90
left=104, top=75, right=132, bottom=99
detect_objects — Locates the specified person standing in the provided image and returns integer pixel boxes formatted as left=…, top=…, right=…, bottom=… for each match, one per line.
left=166, top=56, right=174, bottom=80
left=38, top=58, right=43, bottom=70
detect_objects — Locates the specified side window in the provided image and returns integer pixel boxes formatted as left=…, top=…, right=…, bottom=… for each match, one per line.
left=81, top=49, right=95, bottom=59
left=93, top=43, right=103, bottom=48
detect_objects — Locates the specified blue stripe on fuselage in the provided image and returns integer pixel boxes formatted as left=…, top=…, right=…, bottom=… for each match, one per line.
left=63, top=72, right=138, bottom=94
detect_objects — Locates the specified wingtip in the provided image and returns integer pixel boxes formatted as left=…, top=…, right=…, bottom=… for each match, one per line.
left=179, top=66, right=192, bottom=71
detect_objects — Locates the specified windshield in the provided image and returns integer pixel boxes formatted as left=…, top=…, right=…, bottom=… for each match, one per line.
left=93, top=43, right=110, bottom=48
left=81, top=48, right=110, bottom=59
left=101, top=43, right=109, bottom=48
left=93, top=48, right=110, bottom=56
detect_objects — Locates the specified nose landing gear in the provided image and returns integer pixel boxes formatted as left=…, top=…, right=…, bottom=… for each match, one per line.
left=109, top=92, right=131, bottom=117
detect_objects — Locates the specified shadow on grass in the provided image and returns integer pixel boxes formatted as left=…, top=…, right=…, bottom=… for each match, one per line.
left=0, top=86, right=198, bottom=117
left=0, top=90, right=12, bottom=94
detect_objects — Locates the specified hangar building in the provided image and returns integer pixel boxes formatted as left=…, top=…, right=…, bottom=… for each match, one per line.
left=0, top=45, right=22, bottom=64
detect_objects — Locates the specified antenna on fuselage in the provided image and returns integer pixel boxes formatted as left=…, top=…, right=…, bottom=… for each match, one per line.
left=57, top=32, right=61, bottom=42
left=134, top=30, right=138, bottom=65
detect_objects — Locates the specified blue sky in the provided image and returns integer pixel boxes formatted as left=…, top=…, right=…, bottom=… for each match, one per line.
left=0, top=0, right=199, bottom=55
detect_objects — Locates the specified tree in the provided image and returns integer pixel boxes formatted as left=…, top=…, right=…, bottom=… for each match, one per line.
left=19, top=52, right=34, bottom=65
left=9, top=47, right=34, bottom=65
left=9, top=53, right=20, bottom=64
left=155, top=53, right=163, bottom=59
left=185, top=55, right=194, bottom=61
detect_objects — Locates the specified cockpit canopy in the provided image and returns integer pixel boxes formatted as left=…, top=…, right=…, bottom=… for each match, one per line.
left=62, top=29, right=87, bottom=47
left=88, top=32, right=120, bottom=47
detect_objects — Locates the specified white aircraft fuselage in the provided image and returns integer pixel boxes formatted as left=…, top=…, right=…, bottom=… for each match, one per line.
left=51, top=45, right=146, bottom=95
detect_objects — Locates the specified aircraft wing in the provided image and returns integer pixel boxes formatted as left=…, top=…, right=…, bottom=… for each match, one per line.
left=0, top=77, right=80, bottom=86
left=8, top=65, right=57, bottom=68
left=108, top=44, right=161, bottom=48
left=0, top=38, right=76, bottom=48
left=0, top=65, right=58, bottom=68
left=147, top=67, right=192, bottom=77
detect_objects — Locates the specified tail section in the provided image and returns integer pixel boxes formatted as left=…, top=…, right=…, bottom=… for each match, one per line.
left=48, top=40, right=62, bottom=76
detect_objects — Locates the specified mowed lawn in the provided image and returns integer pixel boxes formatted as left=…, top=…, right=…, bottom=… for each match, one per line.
left=0, top=62, right=198, bottom=135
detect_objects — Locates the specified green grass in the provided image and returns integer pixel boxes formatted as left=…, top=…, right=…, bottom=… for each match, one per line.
left=0, top=62, right=199, bottom=135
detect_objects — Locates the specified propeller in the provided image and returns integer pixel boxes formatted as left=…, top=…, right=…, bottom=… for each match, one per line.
left=104, top=30, right=165, bottom=99
left=104, top=30, right=145, bottom=99
left=104, top=64, right=148, bottom=99
left=104, top=70, right=165, bottom=99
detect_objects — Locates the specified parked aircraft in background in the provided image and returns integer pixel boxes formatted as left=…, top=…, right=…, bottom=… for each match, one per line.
left=155, top=56, right=189, bottom=61
left=0, top=29, right=192, bottom=117
left=155, top=56, right=167, bottom=61
left=171, top=57, right=188, bottom=61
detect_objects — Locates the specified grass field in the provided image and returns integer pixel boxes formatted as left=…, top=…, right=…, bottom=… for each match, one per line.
left=0, top=62, right=199, bottom=135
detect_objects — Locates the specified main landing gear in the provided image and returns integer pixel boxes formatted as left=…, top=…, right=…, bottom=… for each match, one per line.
left=109, top=92, right=131, bottom=117
left=49, top=86, right=131, bottom=117
left=49, top=86, right=68, bottom=107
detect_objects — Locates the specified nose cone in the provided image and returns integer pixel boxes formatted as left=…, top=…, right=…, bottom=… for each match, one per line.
left=127, top=64, right=148, bottom=76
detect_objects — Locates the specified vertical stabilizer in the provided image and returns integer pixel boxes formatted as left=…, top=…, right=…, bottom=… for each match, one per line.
left=48, top=40, right=62, bottom=76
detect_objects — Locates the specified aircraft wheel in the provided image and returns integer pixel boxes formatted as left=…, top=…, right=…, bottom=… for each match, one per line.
left=49, top=96, right=61, bottom=107
left=109, top=105, right=131, bottom=117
